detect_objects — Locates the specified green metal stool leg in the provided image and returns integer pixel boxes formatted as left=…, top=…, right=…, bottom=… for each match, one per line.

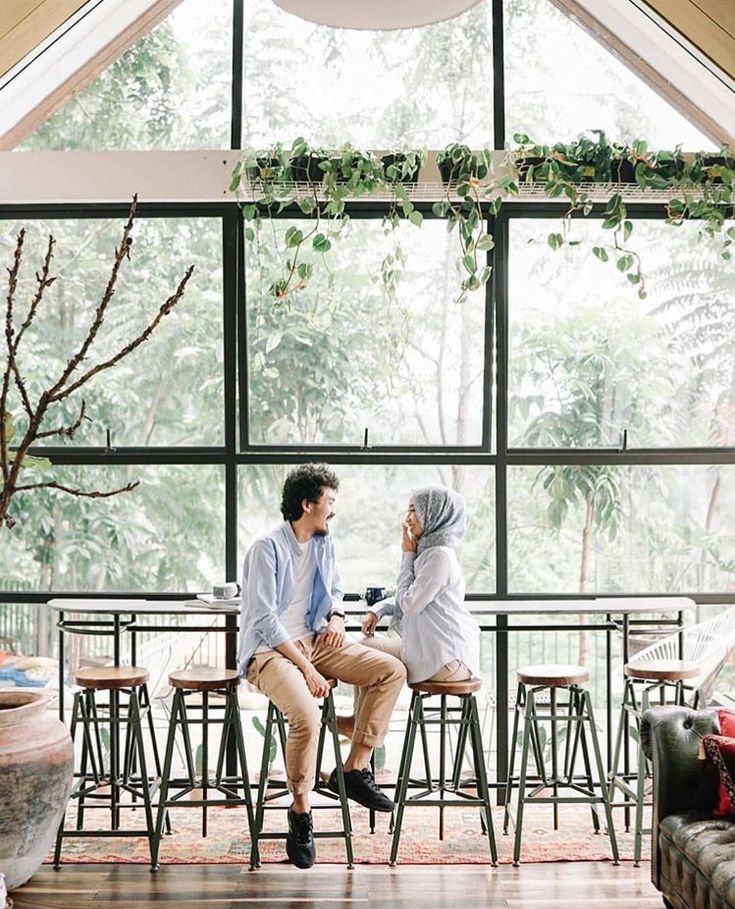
left=54, top=691, right=82, bottom=869
left=214, top=692, right=233, bottom=788
left=389, top=690, right=419, bottom=837
left=503, top=682, right=524, bottom=834
left=550, top=686, right=559, bottom=830
left=250, top=701, right=276, bottom=871
left=451, top=697, right=471, bottom=790
left=228, top=688, right=256, bottom=838
left=513, top=687, right=537, bottom=866
left=633, top=688, right=651, bottom=866
left=128, top=690, right=156, bottom=867
left=201, top=691, right=210, bottom=837
left=110, top=688, right=121, bottom=831
left=582, top=689, right=619, bottom=865
left=608, top=678, right=632, bottom=808
left=468, top=694, right=497, bottom=865
left=88, top=690, right=106, bottom=781
left=323, top=692, right=354, bottom=868
left=390, top=692, right=420, bottom=866
left=177, top=695, right=197, bottom=786
left=151, top=689, right=182, bottom=872
left=75, top=693, right=92, bottom=831
left=573, top=687, right=600, bottom=834
left=438, top=695, right=447, bottom=840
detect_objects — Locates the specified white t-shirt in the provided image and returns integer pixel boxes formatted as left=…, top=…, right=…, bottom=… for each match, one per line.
left=255, top=540, right=314, bottom=653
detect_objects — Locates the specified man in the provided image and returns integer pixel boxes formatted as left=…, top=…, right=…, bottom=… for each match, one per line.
left=238, top=463, right=406, bottom=869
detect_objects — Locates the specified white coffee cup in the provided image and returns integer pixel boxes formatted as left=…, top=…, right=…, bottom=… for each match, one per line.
left=213, top=581, right=240, bottom=600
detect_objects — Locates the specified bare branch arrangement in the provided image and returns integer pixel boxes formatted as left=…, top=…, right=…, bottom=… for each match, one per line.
left=0, top=195, right=195, bottom=529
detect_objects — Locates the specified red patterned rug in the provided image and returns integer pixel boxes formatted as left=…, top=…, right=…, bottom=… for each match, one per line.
left=47, top=794, right=649, bottom=866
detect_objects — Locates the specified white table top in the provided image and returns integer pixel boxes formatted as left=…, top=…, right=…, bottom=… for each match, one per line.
left=48, top=598, right=238, bottom=616
left=47, top=595, right=694, bottom=618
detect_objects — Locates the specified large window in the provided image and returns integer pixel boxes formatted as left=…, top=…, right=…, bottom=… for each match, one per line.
left=0, top=465, right=226, bottom=591
left=0, top=216, right=225, bottom=447
left=246, top=220, right=486, bottom=447
left=508, top=464, right=735, bottom=594
left=508, top=219, right=735, bottom=449
left=242, top=0, right=494, bottom=148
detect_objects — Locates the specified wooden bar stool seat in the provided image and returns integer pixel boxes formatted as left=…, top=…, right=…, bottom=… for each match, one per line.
left=169, top=668, right=240, bottom=691
left=151, top=665, right=254, bottom=871
left=410, top=677, right=482, bottom=696
left=504, top=663, right=619, bottom=866
left=517, top=664, right=589, bottom=687
left=624, top=660, right=698, bottom=682
left=74, top=666, right=149, bottom=690
left=390, top=676, right=496, bottom=866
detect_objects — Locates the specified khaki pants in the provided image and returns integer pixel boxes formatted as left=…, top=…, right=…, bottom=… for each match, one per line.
left=354, top=633, right=471, bottom=716
left=247, top=634, right=406, bottom=796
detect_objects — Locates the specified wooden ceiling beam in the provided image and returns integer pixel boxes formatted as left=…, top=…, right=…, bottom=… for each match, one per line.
left=0, top=0, right=182, bottom=150
left=643, top=0, right=735, bottom=81
left=0, top=1, right=89, bottom=80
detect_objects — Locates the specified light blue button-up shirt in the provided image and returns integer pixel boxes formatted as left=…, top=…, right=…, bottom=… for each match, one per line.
left=237, top=521, right=343, bottom=675
left=375, top=547, right=479, bottom=684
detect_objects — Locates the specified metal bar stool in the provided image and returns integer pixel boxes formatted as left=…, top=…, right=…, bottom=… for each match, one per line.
left=503, top=664, right=619, bottom=867
left=150, top=668, right=254, bottom=871
left=249, top=679, right=353, bottom=869
left=54, top=665, right=160, bottom=868
left=389, top=677, right=497, bottom=866
left=608, top=659, right=697, bottom=865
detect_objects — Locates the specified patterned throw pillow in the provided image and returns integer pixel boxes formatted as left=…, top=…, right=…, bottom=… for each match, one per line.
left=702, top=709, right=735, bottom=817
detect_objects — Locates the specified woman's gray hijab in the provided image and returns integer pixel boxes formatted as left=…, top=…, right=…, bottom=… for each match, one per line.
left=411, top=486, right=466, bottom=554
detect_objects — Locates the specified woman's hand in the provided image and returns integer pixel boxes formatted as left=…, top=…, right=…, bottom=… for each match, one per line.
left=362, top=611, right=379, bottom=637
left=402, top=522, right=417, bottom=553
left=301, top=663, right=331, bottom=698
left=322, top=615, right=346, bottom=649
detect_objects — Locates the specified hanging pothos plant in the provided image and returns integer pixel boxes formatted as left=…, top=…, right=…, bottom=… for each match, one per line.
left=230, top=138, right=426, bottom=303
left=509, top=132, right=734, bottom=299
left=231, top=134, right=734, bottom=307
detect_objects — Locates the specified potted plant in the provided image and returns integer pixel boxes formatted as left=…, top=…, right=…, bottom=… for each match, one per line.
left=669, top=148, right=734, bottom=252
left=686, top=147, right=735, bottom=185
left=381, top=150, right=424, bottom=184
left=288, top=136, right=327, bottom=185
left=436, top=142, right=489, bottom=185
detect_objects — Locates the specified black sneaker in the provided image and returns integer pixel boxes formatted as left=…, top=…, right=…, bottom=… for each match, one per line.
left=327, top=767, right=394, bottom=813
left=286, top=808, right=316, bottom=869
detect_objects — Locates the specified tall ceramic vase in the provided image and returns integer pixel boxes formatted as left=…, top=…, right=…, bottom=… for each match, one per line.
left=0, top=689, right=73, bottom=891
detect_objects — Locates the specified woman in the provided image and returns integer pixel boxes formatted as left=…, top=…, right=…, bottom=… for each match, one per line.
left=362, top=485, right=479, bottom=684
left=339, top=485, right=479, bottom=738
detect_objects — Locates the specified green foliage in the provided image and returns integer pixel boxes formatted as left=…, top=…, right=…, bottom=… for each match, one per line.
left=232, top=140, right=427, bottom=303
left=510, top=133, right=733, bottom=299
left=252, top=715, right=277, bottom=767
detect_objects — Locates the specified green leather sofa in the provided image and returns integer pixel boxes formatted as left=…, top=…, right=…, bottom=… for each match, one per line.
left=643, top=706, right=735, bottom=909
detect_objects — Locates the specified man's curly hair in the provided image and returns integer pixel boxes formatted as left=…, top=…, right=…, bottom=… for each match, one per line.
left=280, top=463, right=340, bottom=522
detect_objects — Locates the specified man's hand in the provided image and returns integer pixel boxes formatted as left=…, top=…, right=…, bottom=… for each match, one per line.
left=322, top=615, right=346, bottom=649
left=301, top=663, right=331, bottom=698
left=362, top=611, right=379, bottom=637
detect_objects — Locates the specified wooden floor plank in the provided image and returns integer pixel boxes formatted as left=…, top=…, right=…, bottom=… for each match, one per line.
left=10, top=862, right=662, bottom=909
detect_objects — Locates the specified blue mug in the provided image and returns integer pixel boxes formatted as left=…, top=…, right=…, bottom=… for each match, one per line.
left=365, top=585, right=387, bottom=608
